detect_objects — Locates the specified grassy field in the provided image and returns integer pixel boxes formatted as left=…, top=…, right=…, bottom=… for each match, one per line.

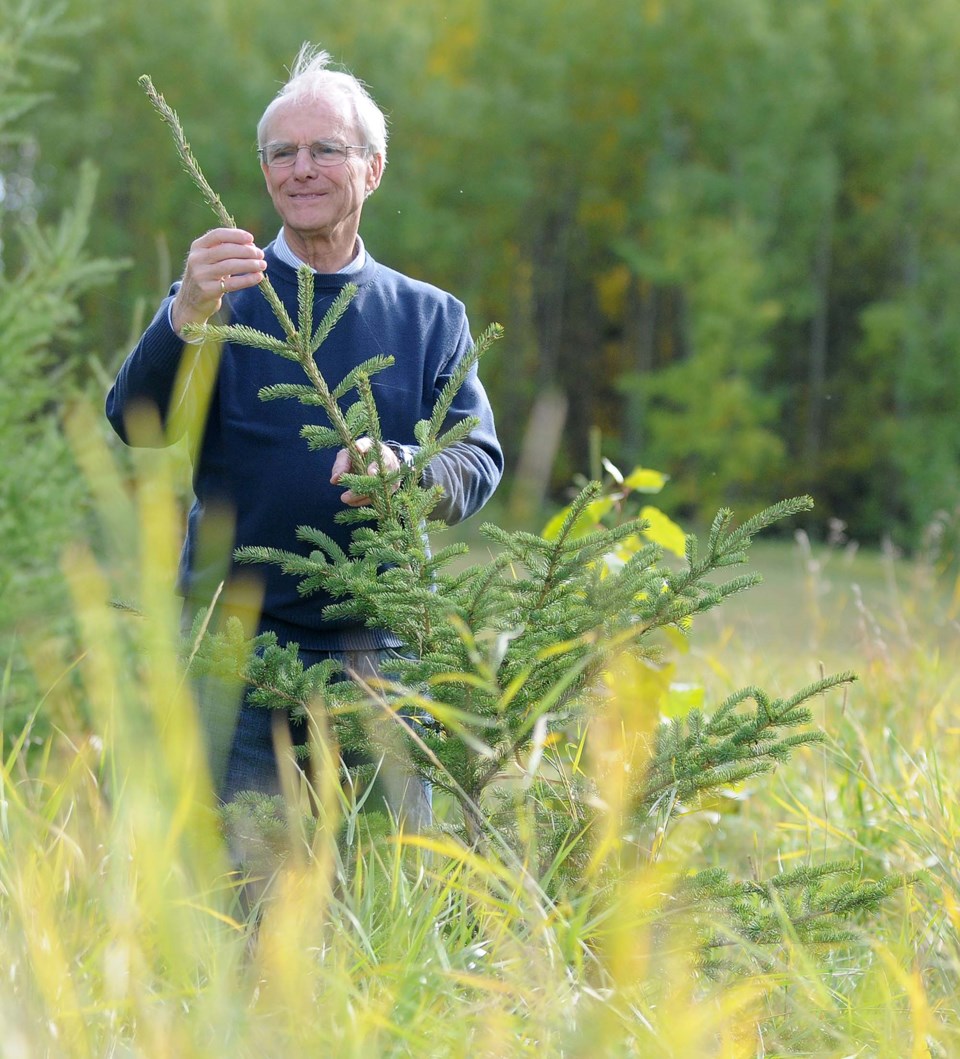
left=693, top=532, right=957, bottom=663
left=2, top=448, right=959, bottom=1057
left=685, top=533, right=960, bottom=1054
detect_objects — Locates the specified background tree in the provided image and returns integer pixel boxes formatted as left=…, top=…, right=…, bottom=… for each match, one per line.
left=0, top=0, right=124, bottom=675
left=15, top=0, right=960, bottom=548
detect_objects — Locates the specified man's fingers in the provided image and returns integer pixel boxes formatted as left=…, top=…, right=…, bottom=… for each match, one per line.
left=330, top=449, right=351, bottom=483
left=214, top=252, right=266, bottom=275
left=332, top=441, right=400, bottom=503
left=194, top=227, right=259, bottom=248
left=206, top=246, right=267, bottom=292
left=190, top=230, right=266, bottom=285
left=215, top=261, right=267, bottom=294
left=339, top=489, right=372, bottom=508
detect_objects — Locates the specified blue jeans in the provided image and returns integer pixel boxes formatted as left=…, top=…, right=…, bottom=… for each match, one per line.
left=202, top=646, right=432, bottom=831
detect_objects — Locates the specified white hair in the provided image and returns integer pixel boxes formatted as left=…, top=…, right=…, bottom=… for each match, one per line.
left=257, top=43, right=388, bottom=164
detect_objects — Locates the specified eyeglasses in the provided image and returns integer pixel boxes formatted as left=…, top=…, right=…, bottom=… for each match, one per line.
left=258, top=140, right=369, bottom=168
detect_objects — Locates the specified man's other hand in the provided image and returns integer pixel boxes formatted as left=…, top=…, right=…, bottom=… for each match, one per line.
left=331, top=437, right=401, bottom=506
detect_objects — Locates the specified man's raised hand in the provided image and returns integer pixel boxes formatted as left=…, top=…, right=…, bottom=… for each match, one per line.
left=170, top=228, right=266, bottom=336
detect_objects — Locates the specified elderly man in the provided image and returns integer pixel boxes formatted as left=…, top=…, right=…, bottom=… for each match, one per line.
left=106, top=45, right=503, bottom=823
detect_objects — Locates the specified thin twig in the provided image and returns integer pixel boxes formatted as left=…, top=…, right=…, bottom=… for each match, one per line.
left=138, top=74, right=296, bottom=337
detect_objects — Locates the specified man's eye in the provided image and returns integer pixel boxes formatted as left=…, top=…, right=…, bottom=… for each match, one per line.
left=313, top=142, right=341, bottom=157
left=271, top=145, right=297, bottom=161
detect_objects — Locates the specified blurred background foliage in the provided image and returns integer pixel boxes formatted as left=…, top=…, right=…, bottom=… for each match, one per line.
left=4, top=0, right=960, bottom=595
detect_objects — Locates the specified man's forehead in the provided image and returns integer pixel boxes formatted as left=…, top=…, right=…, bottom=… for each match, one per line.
left=266, top=95, right=354, bottom=137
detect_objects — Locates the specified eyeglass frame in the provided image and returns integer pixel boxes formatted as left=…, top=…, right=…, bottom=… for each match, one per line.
left=257, top=140, right=371, bottom=168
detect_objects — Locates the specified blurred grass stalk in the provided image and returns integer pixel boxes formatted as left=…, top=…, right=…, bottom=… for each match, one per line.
left=0, top=396, right=956, bottom=1055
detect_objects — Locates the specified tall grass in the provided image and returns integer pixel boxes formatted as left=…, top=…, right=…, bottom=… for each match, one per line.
left=2, top=404, right=958, bottom=1056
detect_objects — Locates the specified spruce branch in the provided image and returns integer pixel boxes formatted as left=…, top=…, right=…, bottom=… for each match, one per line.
left=423, top=322, right=503, bottom=439
left=301, top=424, right=350, bottom=450
left=297, top=264, right=314, bottom=343
left=139, top=73, right=296, bottom=337
left=308, top=280, right=356, bottom=356
left=633, top=671, right=856, bottom=823
left=137, top=75, right=235, bottom=229
left=185, top=322, right=291, bottom=355
left=330, top=357, right=396, bottom=399
left=676, top=861, right=921, bottom=972
left=259, top=383, right=325, bottom=405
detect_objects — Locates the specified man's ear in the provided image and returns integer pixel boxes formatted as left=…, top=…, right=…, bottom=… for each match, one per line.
left=366, top=153, right=385, bottom=195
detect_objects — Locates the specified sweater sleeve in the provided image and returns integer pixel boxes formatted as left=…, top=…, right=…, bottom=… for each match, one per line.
left=105, top=285, right=215, bottom=447
left=417, top=316, right=504, bottom=525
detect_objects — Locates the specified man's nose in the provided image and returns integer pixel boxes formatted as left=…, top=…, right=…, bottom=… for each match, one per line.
left=292, top=145, right=318, bottom=174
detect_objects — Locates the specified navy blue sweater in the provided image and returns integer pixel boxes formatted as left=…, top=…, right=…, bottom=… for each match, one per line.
left=106, top=245, right=503, bottom=648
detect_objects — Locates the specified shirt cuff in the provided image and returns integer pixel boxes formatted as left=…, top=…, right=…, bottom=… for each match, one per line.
left=385, top=441, right=417, bottom=468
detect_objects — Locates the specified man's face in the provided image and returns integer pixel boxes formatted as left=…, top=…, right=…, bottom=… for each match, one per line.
left=260, top=96, right=383, bottom=247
